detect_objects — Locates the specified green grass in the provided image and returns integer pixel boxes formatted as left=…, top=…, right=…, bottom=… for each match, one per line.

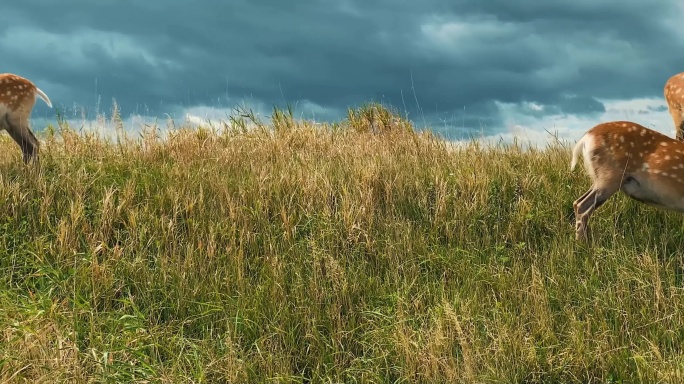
left=1, top=103, right=684, bottom=383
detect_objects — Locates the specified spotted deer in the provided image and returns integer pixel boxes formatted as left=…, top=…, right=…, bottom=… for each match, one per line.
left=0, top=73, right=52, bottom=164
left=664, top=71, right=684, bottom=140
left=571, top=121, right=684, bottom=241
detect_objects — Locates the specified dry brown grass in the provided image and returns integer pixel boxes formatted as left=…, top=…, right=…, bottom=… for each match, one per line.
left=0, top=103, right=682, bottom=383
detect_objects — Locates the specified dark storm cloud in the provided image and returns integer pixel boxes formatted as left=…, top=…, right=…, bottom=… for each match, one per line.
left=3, top=0, right=683, bottom=138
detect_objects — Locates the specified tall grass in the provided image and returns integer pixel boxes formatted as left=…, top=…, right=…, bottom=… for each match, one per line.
left=0, top=103, right=684, bottom=383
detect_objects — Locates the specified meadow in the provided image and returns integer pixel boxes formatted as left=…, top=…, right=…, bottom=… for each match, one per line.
left=1, top=103, right=684, bottom=383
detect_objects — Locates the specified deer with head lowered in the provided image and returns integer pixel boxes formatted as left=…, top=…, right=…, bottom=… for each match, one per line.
left=571, top=121, right=684, bottom=241
left=0, top=73, right=52, bottom=164
left=664, top=71, right=684, bottom=140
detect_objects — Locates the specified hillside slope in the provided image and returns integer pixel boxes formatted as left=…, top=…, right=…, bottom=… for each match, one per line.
left=0, top=105, right=683, bottom=383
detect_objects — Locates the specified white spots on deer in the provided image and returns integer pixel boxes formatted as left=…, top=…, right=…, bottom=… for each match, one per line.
left=665, top=72, right=684, bottom=140
left=571, top=120, right=684, bottom=242
left=0, top=73, right=53, bottom=164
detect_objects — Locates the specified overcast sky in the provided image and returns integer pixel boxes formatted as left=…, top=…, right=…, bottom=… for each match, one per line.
left=4, top=0, right=684, bottom=144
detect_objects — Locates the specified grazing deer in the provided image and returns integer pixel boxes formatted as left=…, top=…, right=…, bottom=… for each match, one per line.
left=664, top=71, right=684, bottom=140
left=0, top=73, right=52, bottom=164
left=571, top=121, right=684, bottom=241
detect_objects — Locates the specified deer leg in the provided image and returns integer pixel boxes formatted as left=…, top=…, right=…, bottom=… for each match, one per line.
left=573, top=185, right=618, bottom=242
left=573, top=189, right=593, bottom=211
left=4, top=114, right=39, bottom=164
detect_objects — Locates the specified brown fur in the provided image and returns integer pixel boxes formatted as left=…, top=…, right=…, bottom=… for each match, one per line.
left=0, top=73, right=52, bottom=164
left=571, top=121, right=684, bottom=241
left=664, top=72, right=684, bottom=141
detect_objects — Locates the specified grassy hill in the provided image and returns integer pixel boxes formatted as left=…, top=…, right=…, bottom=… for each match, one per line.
left=1, top=104, right=683, bottom=383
